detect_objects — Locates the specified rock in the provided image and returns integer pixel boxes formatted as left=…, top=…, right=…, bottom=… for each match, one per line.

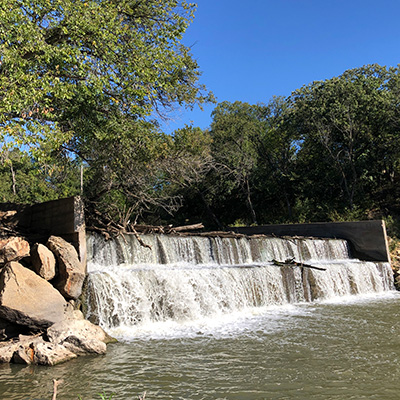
left=0, top=237, right=30, bottom=264
left=30, top=243, right=56, bottom=280
left=47, top=318, right=110, bottom=355
left=0, top=315, right=112, bottom=365
left=1, top=336, right=77, bottom=366
left=47, top=236, right=85, bottom=300
left=47, top=316, right=109, bottom=343
left=12, top=343, right=35, bottom=364
left=0, top=262, right=68, bottom=329
left=62, top=335, right=106, bottom=355
left=0, top=342, right=19, bottom=363
left=32, top=341, right=77, bottom=366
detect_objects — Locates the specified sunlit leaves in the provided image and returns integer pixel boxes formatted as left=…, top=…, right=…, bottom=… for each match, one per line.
left=0, top=0, right=210, bottom=161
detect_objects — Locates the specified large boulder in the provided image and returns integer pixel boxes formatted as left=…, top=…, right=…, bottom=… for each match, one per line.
left=0, top=237, right=30, bottom=264
left=30, top=243, right=56, bottom=281
left=0, top=262, right=68, bottom=329
left=46, top=236, right=85, bottom=300
left=0, top=311, right=113, bottom=366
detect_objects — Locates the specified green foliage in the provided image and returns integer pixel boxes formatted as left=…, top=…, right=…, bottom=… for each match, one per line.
left=0, top=0, right=216, bottom=221
left=2, top=20, right=400, bottom=234
left=291, top=64, right=400, bottom=213
left=0, top=0, right=211, bottom=159
left=209, top=101, right=266, bottom=224
left=0, top=148, right=80, bottom=203
left=175, top=64, right=400, bottom=228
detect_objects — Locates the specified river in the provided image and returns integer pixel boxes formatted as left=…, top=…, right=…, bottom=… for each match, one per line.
left=0, top=291, right=399, bottom=400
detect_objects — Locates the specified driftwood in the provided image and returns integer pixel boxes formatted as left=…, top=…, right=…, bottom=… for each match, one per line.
left=0, top=210, right=17, bottom=220
left=132, top=223, right=204, bottom=234
left=87, top=218, right=205, bottom=242
left=178, top=230, right=247, bottom=239
left=171, top=223, right=204, bottom=232
left=86, top=216, right=207, bottom=251
left=131, top=226, right=152, bottom=249
left=52, top=379, right=63, bottom=400
left=271, top=257, right=326, bottom=271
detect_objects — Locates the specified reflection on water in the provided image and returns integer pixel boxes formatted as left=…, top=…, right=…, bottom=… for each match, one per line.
left=1, top=292, right=399, bottom=400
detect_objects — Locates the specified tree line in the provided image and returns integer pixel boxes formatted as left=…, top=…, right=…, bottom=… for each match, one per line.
left=175, top=64, right=400, bottom=229
left=1, top=2, right=400, bottom=231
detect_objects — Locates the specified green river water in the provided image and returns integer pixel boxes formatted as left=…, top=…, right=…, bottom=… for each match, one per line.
left=1, top=292, right=399, bottom=400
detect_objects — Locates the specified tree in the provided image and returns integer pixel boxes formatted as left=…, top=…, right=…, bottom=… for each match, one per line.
left=0, top=148, right=80, bottom=203
left=0, top=0, right=215, bottom=223
left=0, top=0, right=212, bottom=161
left=206, top=99, right=299, bottom=226
left=210, top=101, right=263, bottom=225
left=168, top=125, right=226, bottom=228
left=290, top=64, right=400, bottom=215
left=253, top=96, right=299, bottom=221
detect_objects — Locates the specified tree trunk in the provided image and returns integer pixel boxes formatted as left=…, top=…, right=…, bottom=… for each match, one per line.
left=245, top=177, right=257, bottom=225
left=10, top=163, right=16, bottom=196
left=199, top=191, right=224, bottom=230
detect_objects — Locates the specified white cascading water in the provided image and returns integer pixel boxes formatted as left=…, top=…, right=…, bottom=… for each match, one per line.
left=85, top=233, right=394, bottom=338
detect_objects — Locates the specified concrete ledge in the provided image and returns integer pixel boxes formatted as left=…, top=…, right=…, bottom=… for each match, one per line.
left=233, top=220, right=390, bottom=262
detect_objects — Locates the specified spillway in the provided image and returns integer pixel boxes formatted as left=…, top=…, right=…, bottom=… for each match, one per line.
left=85, top=233, right=393, bottom=339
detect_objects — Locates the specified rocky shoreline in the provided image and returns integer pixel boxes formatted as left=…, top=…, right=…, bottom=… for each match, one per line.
left=0, top=235, right=112, bottom=366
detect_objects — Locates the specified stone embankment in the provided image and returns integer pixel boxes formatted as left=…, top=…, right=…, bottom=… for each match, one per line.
left=0, top=235, right=112, bottom=366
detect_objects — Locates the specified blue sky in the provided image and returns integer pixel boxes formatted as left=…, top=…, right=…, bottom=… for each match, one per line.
left=161, top=0, right=400, bottom=133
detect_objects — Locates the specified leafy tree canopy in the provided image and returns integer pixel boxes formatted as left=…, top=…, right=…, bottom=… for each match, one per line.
left=0, top=0, right=212, bottom=160
left=291, top=64, right=400, bottom=211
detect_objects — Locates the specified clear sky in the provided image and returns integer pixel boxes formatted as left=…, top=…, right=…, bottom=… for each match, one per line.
left=160, top=0, right=400, bottom=134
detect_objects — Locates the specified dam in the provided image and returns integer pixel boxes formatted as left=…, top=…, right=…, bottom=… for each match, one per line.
left=85, top=232, right=393, bottom=340
left=0, top=197, right=399, bottom=399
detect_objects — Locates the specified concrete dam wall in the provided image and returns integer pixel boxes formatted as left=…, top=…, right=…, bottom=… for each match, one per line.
left=0, top=196, right=391, bottom=264
left=233, top=220, right=390, bottom=263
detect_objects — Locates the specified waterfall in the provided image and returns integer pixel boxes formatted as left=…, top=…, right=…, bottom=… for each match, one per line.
left=85, top=233, right=393, bottom=338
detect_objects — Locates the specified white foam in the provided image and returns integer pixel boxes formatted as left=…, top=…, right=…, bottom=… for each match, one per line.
left=85, top=234, right=395, bottom=342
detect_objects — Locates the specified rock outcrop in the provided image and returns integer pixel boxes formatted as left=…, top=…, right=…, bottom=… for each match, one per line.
left=48, top=315, right=109, bottom=355
left=47, top=236, right=86, bottom=299
left=0, top=262, right=68, bottom=329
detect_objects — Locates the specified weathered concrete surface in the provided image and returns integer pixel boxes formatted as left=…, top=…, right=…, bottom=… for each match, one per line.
left=30, top=197, right=86, bottom=266
left=234, top=220, right=390, bottom=262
